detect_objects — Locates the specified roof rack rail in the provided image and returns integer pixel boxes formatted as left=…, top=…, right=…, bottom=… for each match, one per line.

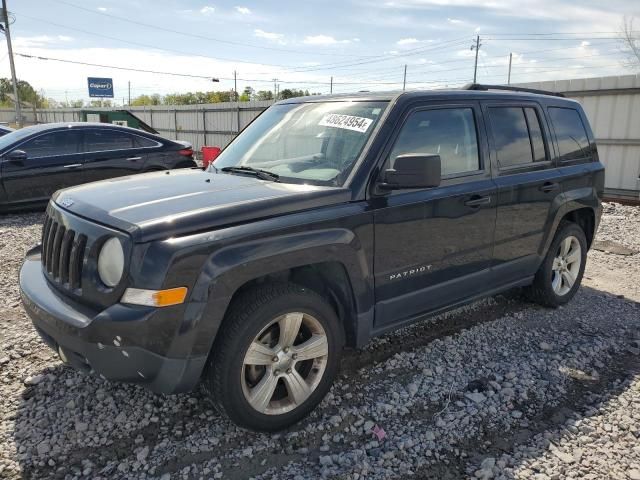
left=462, top=83, right=565, bottom=98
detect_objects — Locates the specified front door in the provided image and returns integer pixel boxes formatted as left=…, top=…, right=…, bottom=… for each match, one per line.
left=1, top=130, right=83, bottom=205
left=372, top=103, right=497, bottom=331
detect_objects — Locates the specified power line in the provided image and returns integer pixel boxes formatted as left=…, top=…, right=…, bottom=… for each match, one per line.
left=16, top=52, right=446, bottom=86
left=15, top=12, right=472, bottom=76
left=15, top=12, right=298, bottom=69
left=483, top=30, right=639, bottom=36
left=53, top=0, right=380, bottom=59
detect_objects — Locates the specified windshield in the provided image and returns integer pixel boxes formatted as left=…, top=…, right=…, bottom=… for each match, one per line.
left=0, top=125, right=42, bottom=152
left=212, top=101, right=388, bottom=186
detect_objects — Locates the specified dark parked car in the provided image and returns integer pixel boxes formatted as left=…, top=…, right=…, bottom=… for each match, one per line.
left=0, top=124, right=14, bottom=137
left=0, top=123, right=196, bottom=211
left=20, top=85, right=604, bottom=431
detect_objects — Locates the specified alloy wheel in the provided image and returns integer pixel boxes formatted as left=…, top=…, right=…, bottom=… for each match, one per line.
left=241, top=312, right=329, bottom=415
left=551, top=235, right=582, bottom=296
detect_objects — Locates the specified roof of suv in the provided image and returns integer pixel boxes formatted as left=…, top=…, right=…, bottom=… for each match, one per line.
left=277, top=85, right=576, bottom=105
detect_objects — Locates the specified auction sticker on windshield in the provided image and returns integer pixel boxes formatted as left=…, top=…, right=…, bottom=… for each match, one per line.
left=319, top=114, right=373, bottom=133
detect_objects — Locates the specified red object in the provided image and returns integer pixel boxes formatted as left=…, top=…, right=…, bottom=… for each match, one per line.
left=201, top=146, right=221, bottom=168
left=178, top=148, right=193, bottom=157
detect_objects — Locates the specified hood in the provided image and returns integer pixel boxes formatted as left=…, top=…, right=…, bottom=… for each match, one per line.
left=54, top=169, right=350, bottom=242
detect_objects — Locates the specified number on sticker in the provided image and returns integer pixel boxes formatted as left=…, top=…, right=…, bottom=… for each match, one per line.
left=318, top=114, right=373, bottom=133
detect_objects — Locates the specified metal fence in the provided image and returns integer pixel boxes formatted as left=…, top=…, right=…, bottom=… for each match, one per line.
left=1, top=74, right=638, bottom=199
left=0, top=100, right=275, bottom=154
left=519, top=74, right=640, bottom=200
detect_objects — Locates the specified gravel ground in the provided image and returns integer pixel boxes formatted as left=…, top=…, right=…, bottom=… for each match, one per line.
left=0, top=203, right=639, bottom=479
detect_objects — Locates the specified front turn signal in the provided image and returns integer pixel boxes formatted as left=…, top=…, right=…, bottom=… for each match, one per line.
left=121, top=287, right=188, bottom=307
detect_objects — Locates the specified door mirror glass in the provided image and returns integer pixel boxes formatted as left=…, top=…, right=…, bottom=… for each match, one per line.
left=7, top=149, right=27, bottom=162
left=381, top=154, right=441, bottom=189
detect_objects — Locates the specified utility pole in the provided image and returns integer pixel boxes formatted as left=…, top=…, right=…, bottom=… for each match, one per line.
left=273, top=78, right=277, bottom=100
left=234, top=70, right=238, bottom=101
left=507, top=53, right=513, bottom=85
left=403, top=64, right=407, bottom=91
left=128, top=81, right=131, bottom=105
left=330, top=76, right=333, bottom=94
left=470, top=35, right=482, bottom=84
left=2, top=0, right=21, bottom=127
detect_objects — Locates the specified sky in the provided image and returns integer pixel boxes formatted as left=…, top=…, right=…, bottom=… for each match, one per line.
left=1, top=0, right=639, bottom=104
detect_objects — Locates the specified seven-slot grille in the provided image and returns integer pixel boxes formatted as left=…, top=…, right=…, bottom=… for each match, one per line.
left=41, top=214, right=87, bottom=290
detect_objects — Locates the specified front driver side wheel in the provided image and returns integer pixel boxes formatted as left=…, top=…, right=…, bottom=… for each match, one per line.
left=203, top=283, right=344, bottom=431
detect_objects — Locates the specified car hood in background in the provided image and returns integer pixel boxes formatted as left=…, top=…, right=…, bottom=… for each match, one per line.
left=53, top=169, right=350, bottom=242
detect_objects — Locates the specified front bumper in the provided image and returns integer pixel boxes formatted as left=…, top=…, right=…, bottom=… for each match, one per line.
left=19, top=247, right=206, bottom=394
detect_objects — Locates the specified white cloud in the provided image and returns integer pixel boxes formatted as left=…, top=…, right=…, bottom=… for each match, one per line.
left=14, top=35, right=73, bottom=48
left=200, top=6, right=215, bottom=15
left=396, top=38, right=419, bottom=46
left=303, top=35, right=350, bottom=46
left=580, top=41, right=591, bottom=47
left=235, top=6, right=251, bottom=14
left=253, top=29, right=286, bottom=44
left=97, top=6, right=107, bottom=12
left=447, top=18, right=463, bottom=24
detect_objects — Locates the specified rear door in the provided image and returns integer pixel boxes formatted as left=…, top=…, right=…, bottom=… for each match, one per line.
left=483, top=102, right=562, bottom=282
left=1, top=130, right=83, bottom=204
left=81, top=129, right=152, bottom=183
left=372, top=101, right=497, bottom=330
left=546, top=105, right=601, bottom=195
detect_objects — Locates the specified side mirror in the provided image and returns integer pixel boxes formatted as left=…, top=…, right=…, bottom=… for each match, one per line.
left=380, top=154, right=441, bottom=190
left=7, top=149, right=27, bottom=163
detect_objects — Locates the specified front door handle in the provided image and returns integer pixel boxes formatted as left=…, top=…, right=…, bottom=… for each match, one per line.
left=63, top=163, right=82, bottom=169
left=539, top=181, right=560, bottom=193
left=127, top=156, right=142, bottom=161
left=464, top=195, right=491, bottom=207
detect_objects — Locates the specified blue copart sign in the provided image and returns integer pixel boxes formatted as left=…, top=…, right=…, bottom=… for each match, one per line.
left=88, top=77, right=114, bottom=98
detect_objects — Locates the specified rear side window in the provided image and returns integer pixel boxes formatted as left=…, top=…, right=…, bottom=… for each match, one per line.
left=389, top=108, right=480, bottom=176
left=548, top=107, right=591, bottom=161
left=489, top=107, right=547, bottom=168
left=135, top=136, right=159, bottom=148
left=84, top=130, right=137, bottom=152
left=19, top=131, right=82, bottom=158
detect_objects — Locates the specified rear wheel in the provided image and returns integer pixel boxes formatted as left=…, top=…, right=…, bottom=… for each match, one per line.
left=203, top=283, right=343, bottom=431
left=526, top=222, right=587, bottom=307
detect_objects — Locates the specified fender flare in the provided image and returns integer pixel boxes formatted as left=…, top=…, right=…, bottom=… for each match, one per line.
left=540, top=187, right=600, bottom=258
left=178, top=228, right=373, bottom=358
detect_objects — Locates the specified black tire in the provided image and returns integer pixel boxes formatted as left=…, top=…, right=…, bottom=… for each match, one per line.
left=526, top=221, right=588, bottom=308
left=203, top=283, right=344, bottom=431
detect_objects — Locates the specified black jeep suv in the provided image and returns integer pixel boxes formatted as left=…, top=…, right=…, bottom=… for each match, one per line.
left=20, top=85, right=604, bottom=431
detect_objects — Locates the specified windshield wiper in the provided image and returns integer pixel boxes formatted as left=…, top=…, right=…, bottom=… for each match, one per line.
left=220, top=166, right=279, bottom=182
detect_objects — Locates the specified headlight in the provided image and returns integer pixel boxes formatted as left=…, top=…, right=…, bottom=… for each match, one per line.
left=98, top=237, right=124, bottom=287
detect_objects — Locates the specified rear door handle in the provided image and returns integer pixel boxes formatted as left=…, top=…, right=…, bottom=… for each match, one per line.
left=63, top=163, right=82, bottom=169
left=464, top=195, right=491, bottom=207
left=539, top=182, right=560, bottom=193
left=127, top=156, right=142, bottom=161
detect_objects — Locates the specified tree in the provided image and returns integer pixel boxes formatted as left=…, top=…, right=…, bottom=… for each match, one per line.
left=0, top=78, right=46, bottom=108
left=131, top=94, right=162, bottom=106
left=89, top=99, right=113, bottom=108
left=239, top=86, right=254, bottom=102
left=253, top=90, right=274, bottom=101
left=279, top=88, right=308, bottom=100
left=620, top=16, right=640, bottom=67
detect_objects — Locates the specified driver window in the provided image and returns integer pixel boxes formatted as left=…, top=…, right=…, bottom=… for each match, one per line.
left=389, top=108, right=480, bottom=176
left=19, top=131, right=82, bottom=159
